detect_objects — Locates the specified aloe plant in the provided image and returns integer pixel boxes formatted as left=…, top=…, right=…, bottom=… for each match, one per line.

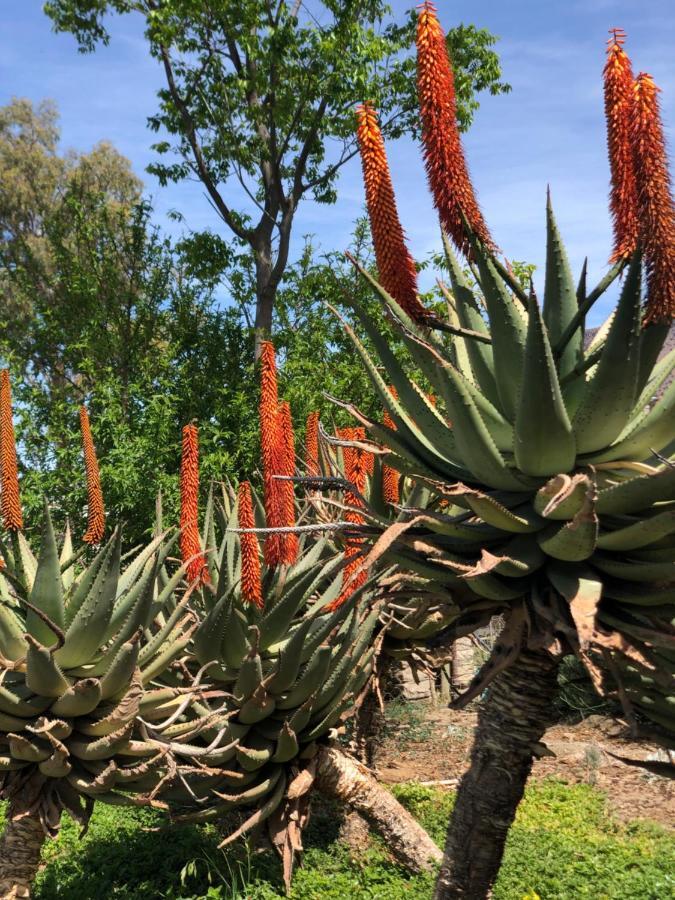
left=340, top=8, right=675, bottom=896
left=163, top=474, right=444, bottom=884
left=0, top=512, right=200, bottom=897
left=340, top=223, right=675, bottom=895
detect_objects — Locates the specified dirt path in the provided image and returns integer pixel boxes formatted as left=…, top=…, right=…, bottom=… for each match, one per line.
left=375, top=705, right=674, bottom=829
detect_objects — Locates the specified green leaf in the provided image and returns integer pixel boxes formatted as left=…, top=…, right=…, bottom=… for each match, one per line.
left=514, top=294, right=575, bottom=476
left=26, top=501, right=65, bottom=645
left=572, top=254, right=643, bottom=453
left=543, top=193, right=582, bottom=378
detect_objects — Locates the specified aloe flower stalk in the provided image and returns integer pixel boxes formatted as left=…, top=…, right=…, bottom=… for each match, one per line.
left=632, top=72, right=675, bottom=324
left=382, top=387, right=400, bottom=505
left=0, top=369, right=23, bottom=532
left=325, top=427, right=369, bottom=611
left=416, top=2, right=494, bottom=255
left=238, top=480, right=264, bottom=609
left=305, top=410, right=320, bottom=476
left=259, top=342, right=284, bottom=567
left=180, top=423, right=209, bottom=585
left=604, top=29, right=640, bottom=262
left=277, top=400, right=299, bottom=566
left=79, top=405, right=105, bottom=545
left=356, top=103, right=427, bottom=321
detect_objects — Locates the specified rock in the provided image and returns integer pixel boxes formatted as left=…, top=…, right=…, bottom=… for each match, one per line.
left=544, top=740, right=608, bottom=767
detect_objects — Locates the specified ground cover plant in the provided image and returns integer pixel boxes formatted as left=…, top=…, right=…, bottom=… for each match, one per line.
left=0, top=780, right=671, bottom=899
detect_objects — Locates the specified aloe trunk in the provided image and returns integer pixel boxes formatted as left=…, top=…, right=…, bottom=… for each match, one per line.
left=0, top=777, right=51, bottom=899
left=451, top=637, right=475, bottom=693
left=352, top=657, right=392, bottom=765
left=434, top=650, right=559, bottom=899
left=315, top=745, right=442, bottom=874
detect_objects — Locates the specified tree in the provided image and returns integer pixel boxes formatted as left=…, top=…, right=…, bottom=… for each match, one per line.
left=0, top=98, right=142, bottom=341
left=44, top=0, right=510, bottom=357
left=0, top=99, right=254, bottom=540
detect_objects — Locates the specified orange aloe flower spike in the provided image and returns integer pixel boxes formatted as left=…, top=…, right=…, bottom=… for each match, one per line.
left=277, top=400, right=299, bottom=566
left=382, top=386, right=400, bottom=505
left=0, top=369, right=23, bottom=532
left=238, top=481, right=264, bottom=609
left=305, top=410, right=320, bottom=477
left=259, top=341, right=283, bottom=567
left=604, top=29, right=640, bottom=262
left=324, top=427, right=370, bottom=612
left=632, top=73, right=675, bottom=325
left=79, top=405, right=105, bottom=545
left=356, top=103, right=428, bottom=321
left=180, top=423, right=210, bottom=586
left=416, top=2, right=494, bottom=256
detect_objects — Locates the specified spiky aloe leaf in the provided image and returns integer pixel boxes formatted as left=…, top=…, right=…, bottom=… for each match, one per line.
left=543, top=194, right=582, bottom=378
left=57, top=529, right=122, bottom=669
left=471, top=246, right=527, bottom=419
left=347, top=296, right=461, bottom=463
left=26, top=502, right=65, bottom=646
left=596, top=466, right=675, bottom=514
left=0, top=601, right=28, bottom=662
left=597, top=508, right=675, bottom=550
left=443, top=233, right=501, bottom=409
left=25, top=635, right=71, bottom=698
left=572, top=254, right=643, bottom=453
left=514, top=294, right=575, bottom=476
left=426, top=360, right=531, bottom=491
left=584, top=374, right=675, bottom=463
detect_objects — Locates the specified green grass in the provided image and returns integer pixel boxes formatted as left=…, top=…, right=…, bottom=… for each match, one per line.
left=1, top=779, right=672, bottom=899
left=382, top=699, right=434, bottom=744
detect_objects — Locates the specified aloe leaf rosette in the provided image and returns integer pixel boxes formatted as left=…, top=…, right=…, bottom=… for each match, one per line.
left=163, top=482, right=381, bottom=833
left=0, top=508, right=198, bottom=832
left=338, top=207, right=675, bottom=748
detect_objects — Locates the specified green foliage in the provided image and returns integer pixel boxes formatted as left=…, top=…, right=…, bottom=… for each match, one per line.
left=2, top=203, right=428, bottom=545
left=2, top=781, right=668, bottom=898
left=1, top=195, right=254, bottom=542
left=44, top=0, right=510, bottom=339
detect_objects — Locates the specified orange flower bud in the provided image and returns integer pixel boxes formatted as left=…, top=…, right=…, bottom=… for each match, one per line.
left=632, top=73, right=675, bottom=325
left=277, top=400, right=299, bottom=566
left=305, top=410, right=320, bottom=476
left=0, top=370, right=23, bottom=532
left=238, top=481, right=264, bottom=609
left=416, top=2, right=494, bottom=256
left=604, top=29, right=640, bottom=262
left=325, top=427, right=370, bottom=611
left=356, top=103, right=428, bottom=321
left=382, top=386, right=400, bottom=505
left=180, top=423, right=210, bottom=586
left=259, top=341, right=283, bottom=567
left=79, top=406, right=105, bottom=545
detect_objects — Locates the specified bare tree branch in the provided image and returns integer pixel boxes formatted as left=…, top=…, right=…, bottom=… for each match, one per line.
left=158, top=45, right=252, bottom=244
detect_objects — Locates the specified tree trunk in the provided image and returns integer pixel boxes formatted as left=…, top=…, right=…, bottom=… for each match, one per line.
left=315, top=744, right=442, bottom=874
left=434, top=649, right=559, bottom=899
left=253, top=241, right=276, bottom=361
left=0, top=785, right=49, bottom=899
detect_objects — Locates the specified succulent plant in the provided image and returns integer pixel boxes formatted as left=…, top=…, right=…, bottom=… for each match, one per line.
left=0, top=513, right=202, bottom=815
left=167, top=479, right=382, bottom=826
left=341, top=215, right=675, bottom=740
left=339, top=10, right=675, bottom=895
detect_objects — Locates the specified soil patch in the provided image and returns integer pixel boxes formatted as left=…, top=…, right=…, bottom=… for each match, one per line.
left=375, top=705, right=675, bottom=829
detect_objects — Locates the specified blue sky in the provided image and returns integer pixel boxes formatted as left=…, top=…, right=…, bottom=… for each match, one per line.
left=2, top=1, right=674, bottom=323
